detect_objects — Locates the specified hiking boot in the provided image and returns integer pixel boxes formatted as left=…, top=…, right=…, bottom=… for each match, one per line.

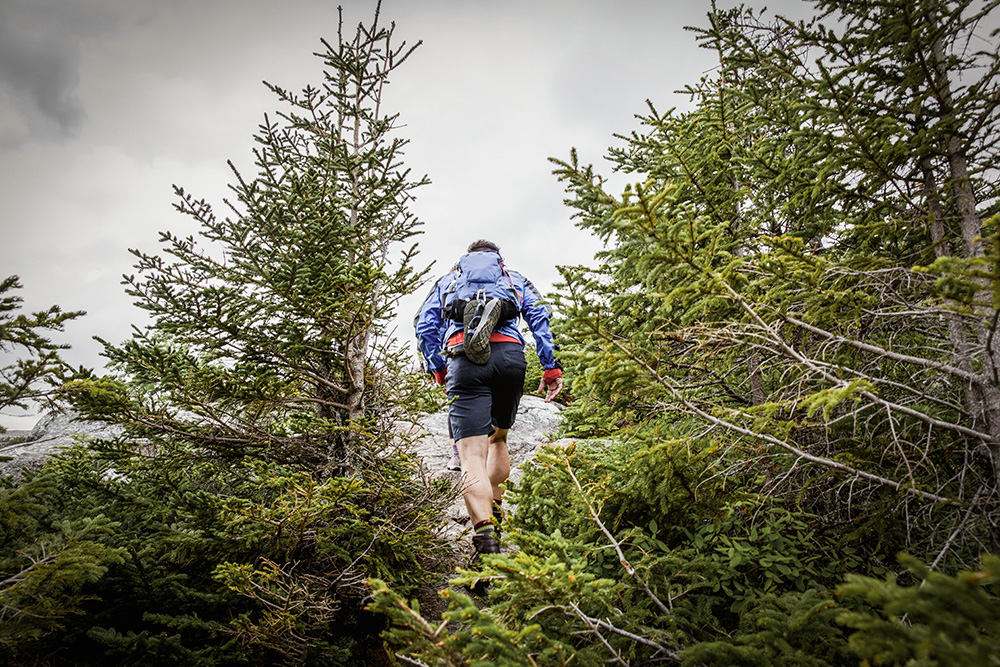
left=468, top=532, right=501, bottom=597
left=469, top=577, right=492, bottom=599
left=463, top=298, right=502, bottom=364
left=470, top=532, right=501, bottom=565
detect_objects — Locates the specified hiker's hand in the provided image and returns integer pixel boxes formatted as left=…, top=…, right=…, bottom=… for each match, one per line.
left=538, top=376, right=563, bottom=403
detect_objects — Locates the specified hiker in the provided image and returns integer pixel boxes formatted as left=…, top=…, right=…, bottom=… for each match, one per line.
left=414, top=239, right=563, bottom=573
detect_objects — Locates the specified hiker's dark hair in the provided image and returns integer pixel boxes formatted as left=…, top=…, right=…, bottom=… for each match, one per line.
left=468, top=239, right=500, bottom=253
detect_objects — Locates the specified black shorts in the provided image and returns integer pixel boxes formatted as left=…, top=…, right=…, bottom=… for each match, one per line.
left=446, top=342, right=527, bottom=441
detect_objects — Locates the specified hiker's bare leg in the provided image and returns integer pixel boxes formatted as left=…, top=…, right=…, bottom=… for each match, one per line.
left=457, top=434, right=493, bottom=525
left=488, top=428, right=510, bottom=503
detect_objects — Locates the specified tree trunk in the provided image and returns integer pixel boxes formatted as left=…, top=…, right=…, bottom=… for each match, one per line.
left=927, top=34, right=1000, bottom=501
left=922, top=160, right=983, bottom=415
left=346, top=332, right=368, bottom=425
left=929, top=35, right=983, bottom=259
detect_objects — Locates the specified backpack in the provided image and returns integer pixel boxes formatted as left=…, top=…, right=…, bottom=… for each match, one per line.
left=442, top=252, right=520, bottom=322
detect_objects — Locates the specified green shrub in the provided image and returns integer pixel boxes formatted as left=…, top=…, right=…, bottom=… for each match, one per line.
left=0, top=445, right=453, bottom=666
left=839, top=553, right=1000, bottom=667
left=376, top=434, right=874, bottom=665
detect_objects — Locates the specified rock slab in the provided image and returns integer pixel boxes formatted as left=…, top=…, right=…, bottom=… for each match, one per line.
left=412, top=394, right=570, bottom=541
left=0, top=410, right=123, bottom=480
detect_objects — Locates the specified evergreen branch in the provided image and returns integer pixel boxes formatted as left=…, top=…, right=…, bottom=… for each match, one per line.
left=375, top=589, right=467, bottom=666
left=567, top=603, right=681, bottom=663
left=605, top=336, right=958, bottom=506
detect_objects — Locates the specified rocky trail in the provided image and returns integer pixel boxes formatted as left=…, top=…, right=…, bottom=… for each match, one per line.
left=410, top=394, right=569, bottom=543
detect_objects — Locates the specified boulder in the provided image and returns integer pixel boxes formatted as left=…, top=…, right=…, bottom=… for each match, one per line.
left=412, top=394, right=570, bottom=541
left=0, top=409, right=123, bottom=480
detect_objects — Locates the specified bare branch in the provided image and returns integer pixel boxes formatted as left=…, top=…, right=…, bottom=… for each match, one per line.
left=607, top=337, right=959, bottom=505
left=784, top=314, right=985, bottom=386
left=564, top=459, right=674, bottom=614
left=568, top=603, right=681, bottom=663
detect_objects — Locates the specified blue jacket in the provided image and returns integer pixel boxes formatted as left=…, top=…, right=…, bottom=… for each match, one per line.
left=414, top=252, right=559, bottom=374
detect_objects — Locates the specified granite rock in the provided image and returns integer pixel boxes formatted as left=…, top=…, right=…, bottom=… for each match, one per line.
left=412, top=394, right=571, bottom=542
left=0, top=409, right=122, bottom=480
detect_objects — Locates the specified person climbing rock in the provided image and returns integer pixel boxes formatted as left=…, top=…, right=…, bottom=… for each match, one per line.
left=414, top=239, right=563, bottom=592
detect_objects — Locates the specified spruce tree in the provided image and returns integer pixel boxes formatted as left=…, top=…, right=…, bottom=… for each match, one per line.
left=1, top=279, right=96, bottom=659
left=0, top=276, right=84, bottom=421
left=1, top=6, right=456, bottom=665
left=552, top=0, right=1000, bottom=563
left=77, top=4, right=428, bottom=475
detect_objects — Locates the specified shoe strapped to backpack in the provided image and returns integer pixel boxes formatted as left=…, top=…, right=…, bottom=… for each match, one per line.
left=463, top=297, right=502, bottom=364
left=441, top=250, right=519, bottom=364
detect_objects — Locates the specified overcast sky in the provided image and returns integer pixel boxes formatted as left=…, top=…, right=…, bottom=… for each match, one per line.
left=0, top=0, right=813, bottom=429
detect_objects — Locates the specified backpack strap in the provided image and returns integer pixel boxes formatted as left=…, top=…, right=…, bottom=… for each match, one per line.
left=498, top=259, right=522, bottom=303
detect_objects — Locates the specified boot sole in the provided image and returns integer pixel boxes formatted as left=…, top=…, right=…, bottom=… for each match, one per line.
left=465, top=299, right=502, bottom=364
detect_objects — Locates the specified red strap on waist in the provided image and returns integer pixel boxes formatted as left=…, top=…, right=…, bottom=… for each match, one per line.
left=447, top=331, right=521, bottom=347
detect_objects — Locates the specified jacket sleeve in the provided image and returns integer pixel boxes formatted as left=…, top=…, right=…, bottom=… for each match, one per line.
left=414, top=275, right=451, bottom=374
left=518, top=275, right=560, bottom=371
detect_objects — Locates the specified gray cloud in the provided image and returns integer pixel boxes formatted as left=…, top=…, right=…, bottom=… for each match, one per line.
left=0, top=19, right=83, bottom=139
left=0, top=0, right=172, bottom=142
left=0, top=1, right=99, bottom=140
